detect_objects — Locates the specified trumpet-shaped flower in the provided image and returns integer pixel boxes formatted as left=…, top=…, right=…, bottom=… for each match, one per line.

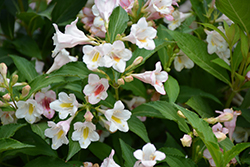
left=123, top=96, right=146, bottom=121
left=46, top=49, right=78, bottom=74
left=35, top=90, right=56, bottom=119
left=216, top=48, right=230, bottom=65
left=132, top=61, right=168, bottom=95
left=133, top=143, right=166, bottom=167
left=212, top=123, right=229, bottom=142
left=83, top=74, right=109, bottom=104
left=0, top=110, right=16, bottom=125
left=15, top=99, right=43, bottom=124
left=123, top=17, right=157, bottom=50
left=119, top=0, right=134, bottom=13
left=94, top=0, right=118, bottom=23
left=101, top=149, right=120, bottom=167
left=104, top=100, right=131, bottom=132
left=50, top=92, right=79, bottom=119
left=45, top=117, right=72, bottom=150
left=72, top=121, right=99, bottom=149
left=145, top=0, right=173, bottom=15
left=180, top=134, right=192, bottom=147
left=52, top=17, right=95, bottom=57
left=232, top=127, right=250, bottom=143
left=174, top=50, right=194, bottom=72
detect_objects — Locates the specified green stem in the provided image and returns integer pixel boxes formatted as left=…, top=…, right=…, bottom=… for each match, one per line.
left=115, top=88, right=119, bottom=101
left=225, top=90, right=236, bottom=108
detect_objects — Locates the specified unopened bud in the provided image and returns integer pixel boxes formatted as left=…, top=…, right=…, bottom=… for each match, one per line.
left=180, top=134, right=192, bottom=147
left=204, top=117, right=218, bottom=124
left=3, top=93, right=11, bottom=101
left=177, top=110, right=186, bottom=119
left=132, top=56, right=143, bottom=66
left=84, top=110, right=94, bottom=122
left=117, top=78, right=125, bottom=85
left=11, top=75, right=18, bottom=86
left=193, top=129, right=198, bottom=137
left=124, top=76, right=133, bottom=82
left=22, top=85, right=31, bottom=97
left=0, top=63, right=7, bottom=76
left=246, top=71, right=250, bottom=81
left=93, top=164, right=99, bottom=167
left=216, top=112, right=233, bottom=122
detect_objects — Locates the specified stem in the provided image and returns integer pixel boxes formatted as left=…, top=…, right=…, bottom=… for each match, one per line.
left=225, top=90, right=236, bottom=108
left=115, top=88, right=119, bottom=100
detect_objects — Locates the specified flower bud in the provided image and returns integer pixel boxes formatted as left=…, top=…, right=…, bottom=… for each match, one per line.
left=193, top=129, right=198, bottom=136
left=246, top=71, right=250, bottom=81
left=124, top=76, right=133, bottom=82
left=11, top=75, right=18, bottom=86
left=84, top=110, right=94, bottom=122
left=204, top=117, right=218, bottom=124
left=117, top=78, right=125, bottom=85
left=180, top=134, right=192, bottom=147
left=22, top=85, right=31, bottom=97
left=132, top=56, right=143, bottom=66
left=216, top=112, right=233, bottom=122
left=177, top=110, right=186, bottom=119
left=0, top=63, right=7, bottom=77
left=3, top=93, right=10, bottom=101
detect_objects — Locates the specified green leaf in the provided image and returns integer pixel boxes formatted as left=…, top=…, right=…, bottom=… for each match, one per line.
left=0, top=123, right=27, bottom=139
left=224, top=23, right=240, bottom=48
left=128, top=115, right=150, bottom=143
left=0, top=9, right=15, bottom=39
left=99, top=91, right=116, bottom=109
left=4, top=0, right=29, bottom=16
left=24, top=156, right=71, bottom=167
left=190, top=0, right=208, bottom=22
left=127, top=39, right=171, bottom=71
left=232, top=41, right=243, bottom=72
left=107, top=6, right=129, bottom=43
left=119, top=139, right=137, bottom=167
left=12, top=36, right=42, bottom=59
left=216, top=0, right=250, bottom=33
left=166, top=29, right=231, bottom=86
left=240, top=30, right=249, bottom=58
left=30, top=122, right=48, bottom=140
left=186, top=96, right=214, bottom=118
left=132, top=103, right=165, bottom=119
left=0, top=138, right=34, bottom=153
left=211, top=58, right=231, bottom=71
left=200, top=23, right=228, bottom=42
left=10, top=55, right=38, bottom=82
left=164, top=76, right=180, bottom=103
left=174, top=104, right=223, bottom=167
left=121, top=78, right=147, bottom=98
left=241, top=90, right=250, bottom=109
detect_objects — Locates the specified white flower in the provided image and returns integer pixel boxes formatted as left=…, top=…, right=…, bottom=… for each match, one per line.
left=0, top=110, right=16, bottom=125
left=15, top=99, right=43, bottom=124
left=146, top=0, right=173, bottom=15
left=94, top=0, right=119, bottom=23
left=205, top=26, right=228, bottom=54
left=44, top=117, right=72, bottom=150
left=123, top=17, right=157, bottom=50
left=180, top=134, right=192, bottom=147
left=215, top=14, right=233, bottom=25
left=50, top=92, right=79, bottom=119
left=101, top=149, right=120, bottom=167
left=232, top=127, right=250, bottom=143
left=174, top=50, right=194, bottom=72
left=72, top=121, right=99, bottom=149
left=132, top=61, right=168, bottom=95
left=215, top=48, right=230, bottom=65
left=163, top=10, right=192, bottom=30
left=212, top=123, right=228, bottom=142
left=83, top=74, right=109, bottom=104
left=46, top=49, right=78, bottom=74
left=133, top=143, right=166, bottom=167
left=104, top=100, right=131, bottom=132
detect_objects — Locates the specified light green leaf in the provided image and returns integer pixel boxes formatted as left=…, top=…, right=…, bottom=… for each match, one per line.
left=166, top=29, right=231, bottom=86
left=119, top=139, right=136, bottom=167
left=240, top=30, right=249, bottom=58
left=121, top=78, right=147, bottom=98
left=128, top=115, right=150, bottom=143
left=107, top=6, right=129, bottom=43
left=164, top=76, right=180, bottom=103
left=0, top=138, right=34, bottom=153
left=216, top=0, right=250, bottom=33
left=211, top=58, right=231, bottom=71
left=10, top=55, right=38, bottom=82
left=0, top=123, right=26, bottom=139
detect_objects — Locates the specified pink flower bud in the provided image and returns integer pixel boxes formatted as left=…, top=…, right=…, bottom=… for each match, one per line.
left=0, top=63, right=7, bottom=76
left=204, top=117, right=218, bottom=124
left=180, top=134, right=192, bottom=147
left=216, top=112, right=233, bottom=122
left=124, top=76, right=133, bottom=82
left=177, top=110, right=186, bottom=119
left=84, top=110, right=94, bottom=122
left=246, top=71, right=250, bottom=81
left=132, top=56, right=143, bottom=66
left=11, top=75, right=18, bottom=86
left=22, top=85, right=31, bottom=97
left=3, top=93, right=10, bottom=101
left=117, top=78, right=125, bottom=85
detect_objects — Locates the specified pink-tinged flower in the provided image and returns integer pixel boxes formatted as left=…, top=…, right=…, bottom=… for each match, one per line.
left=104, top=100, right=131, bottom=132
left=94, top=0, right=119, bottom=23
left=83, top=74, right=109, bottom=104
left=31, top=58, right=44, bottom=74
left=35, top=90, right=56, bottom=119
left=15, top=99, right=43, bottom=124
left=180, top=134, right=192, bottom=147
left=49, top=92, right=79, bottom=119
left=46, top=49, right=78, bottom=74
left=0, top=63, right=7, bottom=77
left=122, top=17, right=157, bottom=50
left=132, top=62, right=168, bottom=95
left=216, top=108, right=241, bottom=140
left=100, top=149, right=120, bottom=167
left=174, top=50, right=194, bottom=72
left=44, top=117, right=72, bottom=150
left=52, top=17, right=95, bottom=57
left=212, top=123, right=229, bottom=142
left=133, top=143, right=166, bottom=167
left=71, top=121, right=99, bottom=149
left=215, top=110, right=233, bottom=123
left=107, top=40, right=132, bottom=73
left=145, top=0, right=173, bottom=15
left=81, top=7, right=95, bottom=30
left=232, top=127, right=250, bottom=143
left=246, top=71, right=250, bottom=81
left=0, top=110, right=16, bottom=125
left=83, top=44, right=112, bottom=70
left=119, top=0, right=134, bottom=13
left=178, top=0, right=192, bottom=13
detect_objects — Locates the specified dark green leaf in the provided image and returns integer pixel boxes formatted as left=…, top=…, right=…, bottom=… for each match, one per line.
left=121, top=78, right=147, bottom=98
left=232, top=41, right=243, bottom=72
left=241, top=90, right=250, bottom=109
left=107, top=6, right=129, bottom=43
left=190, top=0, right=207, bottom=22
left=0, top=9, right=15, bottom=39
left=119, top=139, right=136, bottom=167
left=128, top=115, right=150, bottom=143
left=31, top=122, right=48, bottom=140
left=24, top=156, right=71, bottom=167
left=0, top=123, right=26, bottom=139
left=164, top=76, right=180, bottom=103
left=0, top=138, right=34, bottom=153
left=4, top=0, right=29, bottom=16
left=240, top=30, right=249, bottom=58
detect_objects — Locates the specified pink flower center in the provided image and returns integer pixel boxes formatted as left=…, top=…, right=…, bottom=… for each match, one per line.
left=94, top=84, right=105, bottom=96
left=42, top=97, right=52, bottom=110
